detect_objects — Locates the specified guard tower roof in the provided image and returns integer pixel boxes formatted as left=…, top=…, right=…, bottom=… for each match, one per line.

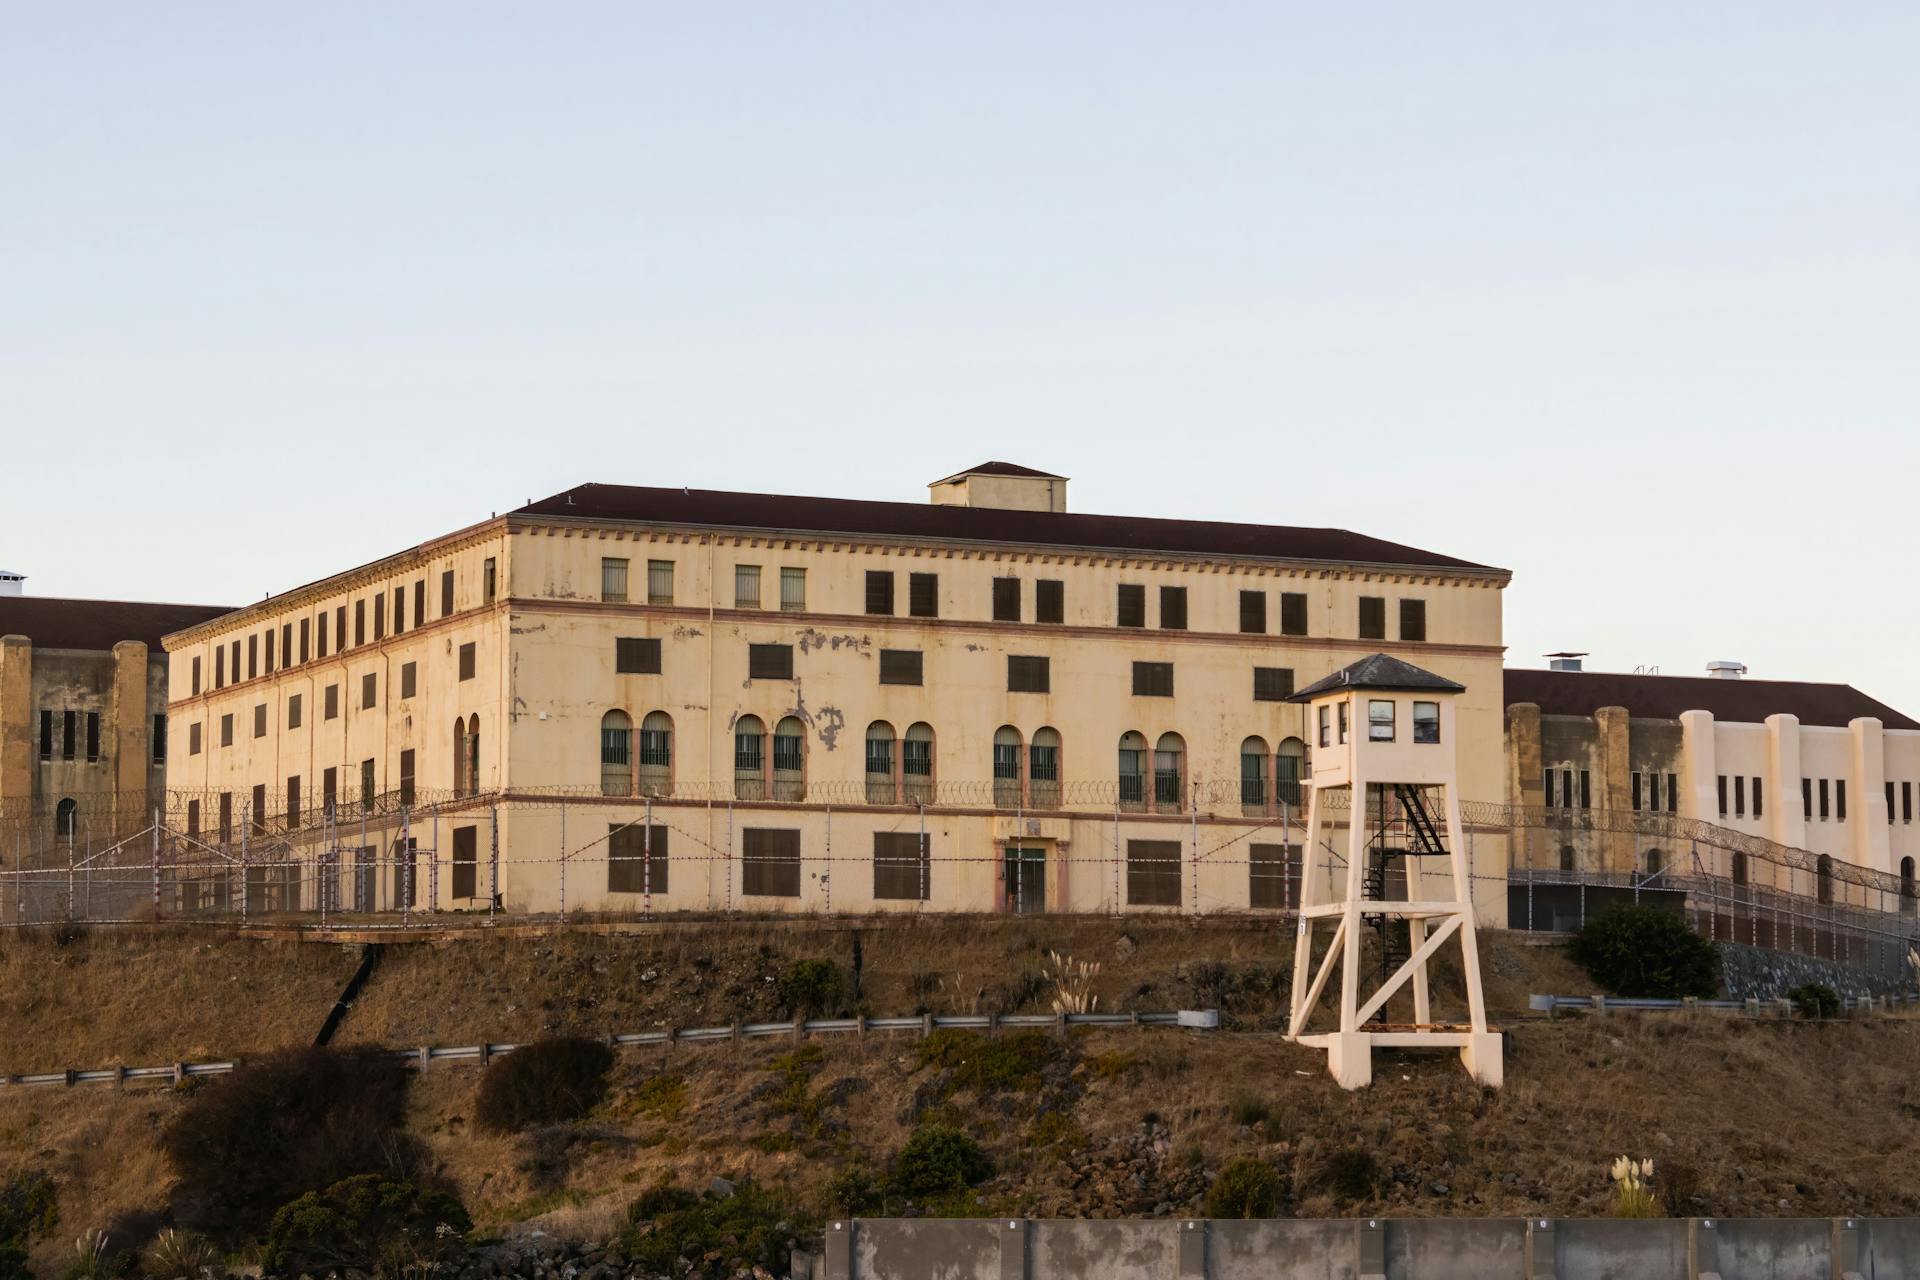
left=1287, top=653, right=1466, bottom=702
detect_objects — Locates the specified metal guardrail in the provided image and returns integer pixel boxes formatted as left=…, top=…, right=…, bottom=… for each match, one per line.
left=1527, top=992, right=1920, bottom=1015
left=0, top=1008, right=1213, bottom=1091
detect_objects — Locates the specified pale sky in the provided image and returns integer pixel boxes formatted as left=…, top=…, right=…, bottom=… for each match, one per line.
left=5, top=6, right=1917, bottom=707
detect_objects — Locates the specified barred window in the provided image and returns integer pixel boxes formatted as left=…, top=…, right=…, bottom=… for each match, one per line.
left=1253, top=667, right=1293, bottom=702
left=992, top=577, right=1020, bottom=623
left=1358, top=596, right=1386, bottom=640
left=1116, top=583, right=1145, bottom=628
left=1400, top=598, right=1426, bottom=642
left=647, top=560, right=674, bottom=606
left=909, top=572, right=938, bottom=618
left=1249, top=843, right=1299, bottom=910
left=617, top=637, right=662, bottom=674
left=451, top=825, right=477, bottom=898
left=735, top=564, right=761, bottom=608
left=1239, top=591, right=1266, bottom=634
left=1035, top=579, right=1064, bottom=624
left=780, top=567, right=807, bottom=612
left=1008, top=655, right=1050, bottom=693
left=865, top=571, right=895, bottom=616
left=602, top=557, right=629, bottom=603
left=879, top=649, right=922, bottom=686
left=1159, top=586, right=1187, bottom=630
left=1132, top=661, right=1173, bottom=697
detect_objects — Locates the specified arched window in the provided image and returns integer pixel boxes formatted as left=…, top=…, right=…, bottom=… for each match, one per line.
left=1732, top=852, right=1748, bottom=887
left=600, top=710, right=633, bottom=797
left=1240, top=736, right=1270, bottom=814
left=452, top=717, right=467, bottom=795
left=735, top=716, right=766, bottom=801
left=1817, top=854, right=1834, bottom=905
left=993, top=726, right=1024, bottom=809
left=1029, top=728, right=1062, bottom=809
left=1558, top=844, right=1575, bottom=873
left=54, top=798, right=77, bottom=840
left=772, top=716, right=806, bottom=801
left=1276, top=737, right=1306, bottom=808
left=639, top=711, right=673, bottom=797
left=1644, top=848, right=1663, bottom=877
left=1154, top=733, right=1185, bottom=811
left=864, top=721, right=896, bottom=805
left=1118, top=732, right=1148, bottom=812
left=903, top=722, right=935, bottom=805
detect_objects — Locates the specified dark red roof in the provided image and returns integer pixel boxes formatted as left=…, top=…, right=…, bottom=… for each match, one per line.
left=1504, top=668, right=1919, bottom=731
left=513, top=484, right=1497, bottom=572
left=0, top=597, right=235, bottom=652
left=933, top=461, right=1068, bottom=482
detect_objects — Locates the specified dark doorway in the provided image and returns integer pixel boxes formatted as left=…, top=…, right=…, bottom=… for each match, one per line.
left=1004, top=845, right=1046, bottom=914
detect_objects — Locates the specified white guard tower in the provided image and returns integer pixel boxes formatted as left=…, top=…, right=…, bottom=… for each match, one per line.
left=1285, top=654, right=1501, bottom=1090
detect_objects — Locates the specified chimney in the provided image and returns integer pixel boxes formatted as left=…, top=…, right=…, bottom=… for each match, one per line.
left=1706, top=661, right=1747, bottom=680
left=1546, top=652, right=1586, bottom=672
left=0, top=570, right=23, bottom=598
left=928, top=463, right=1068, bottom=513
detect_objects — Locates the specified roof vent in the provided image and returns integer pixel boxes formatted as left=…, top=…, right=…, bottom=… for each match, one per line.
left=1706, top=660, right=1747, bottom=680
left=1546, top=651, right=1586, bottom=672
left=0, top=570, right=23, bottom=598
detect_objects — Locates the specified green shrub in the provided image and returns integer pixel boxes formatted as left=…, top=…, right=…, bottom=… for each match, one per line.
left=0, top=1172, right=57, bottom=1280
left=891, top=1125, right=993, bottom=1199
left=142, top=1230, right=217, bottom=1280
left=262, top=1175, right=470, bottom=1277
left=776, top=959, right=846, bottom=1018
left=621, top=1071, right=687, bottom=1121
left=1568, top=905, right=1719, bottom=999
left=1305, top=1148, right=1379, bottom=1204
left=764, top=1045, right=826, bottom=1132
left=161, top=1046, right=423, bottom=1238
left=621, top=1183, right=803, bottom=1277
left=1787, top=982, right=1842, bottom=1018
left=1229, top=1090, right=1273, bottom=1128
left=1206, top=1157, right=1280, bottom=1219
left=474, top=1037, right=615, bottom=1133
left=914, top=1029, right=1053, bottom=1093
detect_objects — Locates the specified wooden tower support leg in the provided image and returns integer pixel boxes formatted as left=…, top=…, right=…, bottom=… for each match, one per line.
left=1444, top=784, right=1502, bottom=1087
left=1409, top=915, right=1431, bottom=1027
left=1287, top=787, right=1324, bottom=1039
left=1326, top=773, right=1373, bottom=1090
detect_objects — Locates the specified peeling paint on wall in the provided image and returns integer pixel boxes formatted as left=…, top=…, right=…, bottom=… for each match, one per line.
left=796, top=628, right=870, bottom=656
left=816, top=707, right=845, bottom=750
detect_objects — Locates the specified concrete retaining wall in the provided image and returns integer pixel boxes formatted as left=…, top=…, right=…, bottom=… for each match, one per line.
left=819, top=1215, right=1905, bottom=1279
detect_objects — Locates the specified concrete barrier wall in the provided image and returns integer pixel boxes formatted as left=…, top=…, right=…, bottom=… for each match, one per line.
left=824, top=1215, right=1907, bottom=1279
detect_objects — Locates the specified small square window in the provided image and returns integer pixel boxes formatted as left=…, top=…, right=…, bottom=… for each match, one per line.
left=1008, top=655, right=1050, bottom=693
left=1253, top=667, right=1293, bottom=701
left=1132, top=661, right=1173, bottom=697
left=750, top=643, right=794, bottom=680
left=1368, top=699, right=1395, bottom=742
left=878, top=649, right=922, bottom=686
left=616, top=637, right=661, bottom=674
left=1412, top=701, right=1440, bottom=744
left=459, top=642, right=476, bottom=681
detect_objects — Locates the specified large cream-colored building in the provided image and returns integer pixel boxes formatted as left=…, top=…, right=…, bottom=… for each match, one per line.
left=161, top=463, right=1511, bottom=918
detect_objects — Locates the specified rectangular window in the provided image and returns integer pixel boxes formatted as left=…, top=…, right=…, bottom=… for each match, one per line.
left=451, top=825, right=477, bottom=898
left=1368, top=699, right=1395, bottom=742
left=324, top=684, right=339, bottom=721
left=459, top=642, right=476, bottom=681
left=1116, top=583, right=1146, bottom=628
left=1579, top=769, right=1592, bottom=810
left=1717, top=774, right=1728, bottom=817
left=152, top=714, right=166, bottom=762
left=354, top=599, right=365, bottom=647
left=735, top=564, right=761, bottom=608
left=1132, top=661, right=1173, bottom=697
left=286, top=776, right=301, bottom=828
left=299, top=618, right=310, bottom=664
left=219, top=713, right=233, bottom=748
left=749, top=643, right=794, bottom=680
left=1632, top=772, right=1643, bottom=812
left=1819, top=778, right=1830, bottom=820
left=742, top=828, right=801, bottom=898
left=1667, top=774, right=1677, bottom=813
left=1753, top=776, right=1762, bottom=819
left=992, top=576, right=1021, bottom=622
left=879, top=649, right=923, bottom=686
left=1888, top=781, right=1896, bottom=826
left=335, top=606, right=347, bottom=653
left=909, top=572, right=938, bottom=618
left=322, top=766, right=337, bottom=813
left=780, top=567, right=806, bottom=612
left=1159, top=586, right=1187, bottom=630
left=1560, top=768, right=1573, bottom=808
left=360, top=758, right=376, bottom=802
left=483, top=557, right=497, bottom=603
left=1399, top=599, right=1427, bottom=642
left=215, top=645, right=225, bottom=689
left=399, top=748, right=416, bottom=807
left=265, top=630, right=275, bottom=672
left=602, top=557, right=629, bottom=603
left=1802, top=777, right=1813, bottom=819
left=252, top=703, right=266, bottom=739
left=83, top=711, right=99, bottom=761
left=1318, top=705, right=1330, bottom=749
left=1734, top=775, right=1746, bottom=817
left=189, top=722, right=202, bottom=755
left=866, top=571, right=895, bottom=616
left=1249, top=843, right=1300, bottom=910
left=288, top=693, right=302, bottom=730
left=1008, top=655, right=1050, bottom=693
left=1340, top=704, right=1350, bottom=744
left=441, top=569, right=455, bottom=617
left=616, top=637, right=661, bottom=674
left=191, top=655, right=202, bottom=695
left=38, top=709, right=52, bottom=760
left=1253, top=667, right=1293, bottom=702
left=1905, top=781, right=1913, bottom=822
left=374, top=593, right=385, bottom=640
left=248, top=633, right=258, bottom=679
left=1280, top=592, right=1308, bottom=636
left=250, top=784, right=267, bottom=834
left=400, top=662, right=417, bottom=699
left=1412, top=701, right=1440, bottom=744
left=218, top=792, right=231, bottom=845
left=231, top=639, right=240, bottom=682
left=1035, top=579, right=1064, bottom=624
left=186, top=799, right=200, bottom=839
left=1239, top=591, right=1266, bottom=634
left=873, top=831, right=930, bottom=901
left=1836, top=779, right=1847, bottom=822
left=1358, top=596, right=1386, bottom=640
left=361, top=672, right=377, bottom=710
left=392, top=586, right=405, bottom=634
left=1126, top=839, right=1182, bottom=907
left=647, top=560, right=674, bottom=606
left=1544, top=768, right=1555, bottom=807
left=413, top=581, right=424, bottom=630
left=317, top=614, right=329, bottom=659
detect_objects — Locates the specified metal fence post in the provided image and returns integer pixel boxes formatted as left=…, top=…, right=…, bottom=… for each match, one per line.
left=150, top=810, right=161, bottom=923
left=489, top=805, right=499, bottom=916
left=558, top=800, right=566, bottom=918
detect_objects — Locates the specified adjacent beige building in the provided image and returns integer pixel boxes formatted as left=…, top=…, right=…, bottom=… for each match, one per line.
left=162, top=463, right=1512, bottom=919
